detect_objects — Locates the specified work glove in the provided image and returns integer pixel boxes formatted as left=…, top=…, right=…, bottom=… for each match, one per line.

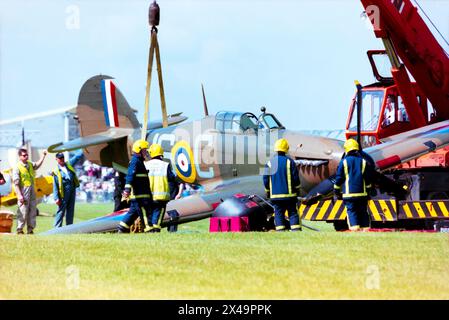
left=367, top=187, right=377, bottom=198
left=301, top=194, right=320, bottom=206
left=122, top=190, right=130, bottom=202
left=334, top=189, right=342, bottom=200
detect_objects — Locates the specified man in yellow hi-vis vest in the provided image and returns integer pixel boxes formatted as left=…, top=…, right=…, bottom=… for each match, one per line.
left=12, top=148, right=47, bottom=234
left=146, top=143, right=178, bottom=233
left=53, top=152, right=83, bottom=227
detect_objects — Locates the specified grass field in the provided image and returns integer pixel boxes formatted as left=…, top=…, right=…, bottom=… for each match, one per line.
left=0, top=203, right=448, bottom=299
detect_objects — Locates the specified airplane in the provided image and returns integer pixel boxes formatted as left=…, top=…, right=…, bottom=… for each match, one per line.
left=43, top=74, right=449, bottom=234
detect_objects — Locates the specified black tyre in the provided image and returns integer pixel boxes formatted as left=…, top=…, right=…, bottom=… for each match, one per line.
left=333, top=220, right=348, bottom=231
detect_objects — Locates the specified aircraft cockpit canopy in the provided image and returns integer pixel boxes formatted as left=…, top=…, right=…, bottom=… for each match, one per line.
left=259, top=113, right=284, bottom=129
left=215, top=111, right=259, bottom=133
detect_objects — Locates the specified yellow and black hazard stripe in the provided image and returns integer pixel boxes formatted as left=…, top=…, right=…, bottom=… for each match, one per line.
left=399, top=201, right=449, bottom=219
left=368, top=199, right=397, bottom=222
left=300, top=199, right=449, bottom=222
left=299, top=200, right=347, bottom=221
left=299, top=199, right=398, bottom=222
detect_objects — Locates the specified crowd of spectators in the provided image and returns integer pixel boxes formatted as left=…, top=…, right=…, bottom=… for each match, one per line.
left=71, top=160, right=116, bottom=203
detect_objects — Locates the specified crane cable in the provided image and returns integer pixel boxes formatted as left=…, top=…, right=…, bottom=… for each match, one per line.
left=412, top=0, right=449, bottom=57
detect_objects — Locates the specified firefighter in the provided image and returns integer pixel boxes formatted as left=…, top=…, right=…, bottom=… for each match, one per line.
left=146, top=143, right=178, bottom=233
left=333, top=138, right=375, bottom=231
left=117, top=140, right=152, bottom=233
left=263, top=138, right=302, bottom=232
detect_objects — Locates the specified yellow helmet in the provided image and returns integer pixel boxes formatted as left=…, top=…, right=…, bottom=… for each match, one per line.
left=149, top=143, right=164, bottom=158
left=274, top=138, right=289, bottom=153
left=132, top=139, right=150, bottom=154
left=344, top=138, right=359, bottom=153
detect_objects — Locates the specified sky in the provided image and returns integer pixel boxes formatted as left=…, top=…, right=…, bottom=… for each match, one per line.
left=0, top=0, right=448, bottom=132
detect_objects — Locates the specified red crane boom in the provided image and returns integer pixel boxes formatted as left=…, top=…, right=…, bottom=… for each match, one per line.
left=361, top=0, right=449, bottom=121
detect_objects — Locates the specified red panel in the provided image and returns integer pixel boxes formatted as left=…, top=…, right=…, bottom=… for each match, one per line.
left=376, top=155, right=401, bottom=169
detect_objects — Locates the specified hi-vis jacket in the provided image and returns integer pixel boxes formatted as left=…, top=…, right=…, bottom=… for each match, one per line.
left=147, top=158, right=177, bottom=201
left=124, top=154, right=151, bottom=200
left=53, top=162, right=79, bottom=200
left=263, top=154, right=301, bottom=200
left=334, top=151, right=375, bottom=199
left=17, top=161, right=35, bottom=188
left=53, top=152, right=83, bottom=201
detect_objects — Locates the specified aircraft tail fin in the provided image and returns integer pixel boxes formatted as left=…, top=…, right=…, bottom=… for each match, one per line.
left=69, top=75, right=139, bottom=167
left=77, top=75, right=140, bottom=137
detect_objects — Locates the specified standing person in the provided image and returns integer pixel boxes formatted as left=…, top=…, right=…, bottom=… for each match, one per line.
left=146, top=143, right=178, bottom=233
left=52, top=152, right=83, bottom=227
left=13, top=148, right=47, bottom=234
left=117, top=140, right=152, bottom=233
left=263, top=138, right=302, bottom=232
left=333, top=138, right=375, bottom=231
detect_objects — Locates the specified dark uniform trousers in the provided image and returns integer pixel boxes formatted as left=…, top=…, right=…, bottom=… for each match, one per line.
left=119, top=198, right=152, bottom=232
left=118, top=154, right=153, bottom=233
left=272, top=198, right=301, bottom=231
left=344, top=198, right=370, bottom=229
left=149, top=201, right=168, bottom=233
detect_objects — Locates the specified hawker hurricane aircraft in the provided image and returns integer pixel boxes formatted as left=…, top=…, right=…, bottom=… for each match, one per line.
left=44, top=75, right=449, bottom=234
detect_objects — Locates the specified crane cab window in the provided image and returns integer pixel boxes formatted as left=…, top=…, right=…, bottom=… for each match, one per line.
left=397, top=96, right=410, bottom=122
left=349, top=90, right=384, bottom=131
left=427, top=98, right=436, bottom=123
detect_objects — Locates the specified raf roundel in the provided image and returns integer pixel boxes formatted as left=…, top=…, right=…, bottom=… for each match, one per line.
left=171, top=141, right=197, bottom=184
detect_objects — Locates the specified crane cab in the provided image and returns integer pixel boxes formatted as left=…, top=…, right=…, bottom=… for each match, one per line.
left=345, top=50, right=436, bottom=148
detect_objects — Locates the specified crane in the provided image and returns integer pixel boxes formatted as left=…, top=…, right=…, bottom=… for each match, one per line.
left=301, top=0, right=449, bottom=231
left=346, top=0, right=449, bottom=145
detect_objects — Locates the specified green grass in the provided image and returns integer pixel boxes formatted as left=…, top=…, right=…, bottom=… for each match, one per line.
left=0, top=203, right=448, bottom=299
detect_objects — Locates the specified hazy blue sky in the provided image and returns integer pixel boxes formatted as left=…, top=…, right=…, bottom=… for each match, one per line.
left=1, top=0, right=448, bottom=131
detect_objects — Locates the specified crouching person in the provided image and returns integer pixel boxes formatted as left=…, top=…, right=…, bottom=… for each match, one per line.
left=118, top=140, right=152, bottom=233
left=146, top=143, right=178, bottom=233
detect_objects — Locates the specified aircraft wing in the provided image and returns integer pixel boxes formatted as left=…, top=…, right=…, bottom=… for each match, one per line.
left=366, top=119, right=449, bottom=170
left=303, top=119, right=449, bottom=203
left=148, top=113, right=188, bottom=130
left=42, top=175, right=265, bottom=235
left=47, top=128, right=133, bottom=152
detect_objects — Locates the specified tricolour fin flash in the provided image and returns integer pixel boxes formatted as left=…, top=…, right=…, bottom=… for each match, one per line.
left=101, top=79, right=120, bottom=127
